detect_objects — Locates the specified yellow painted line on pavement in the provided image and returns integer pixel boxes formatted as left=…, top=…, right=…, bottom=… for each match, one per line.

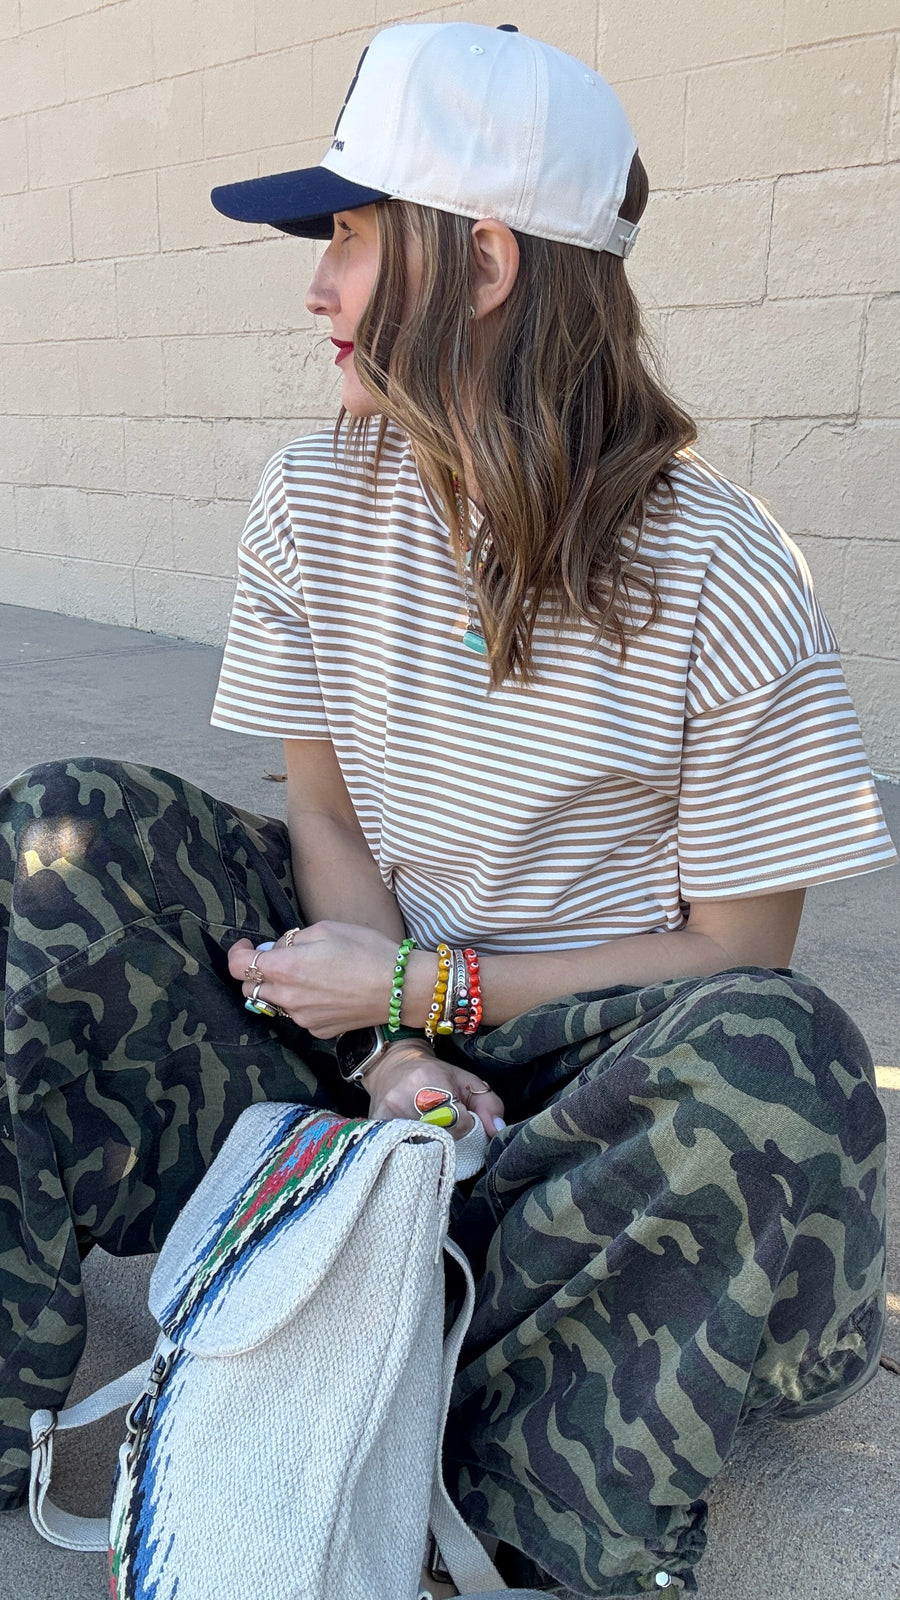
left=875, top=1066, right=900, bottom=1090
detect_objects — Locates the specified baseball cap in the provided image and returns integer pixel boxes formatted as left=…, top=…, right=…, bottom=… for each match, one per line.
left=210, top=22, right=640, bottom=258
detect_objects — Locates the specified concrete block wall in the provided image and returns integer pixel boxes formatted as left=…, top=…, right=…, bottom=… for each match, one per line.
left=1, top=0, right=898, bottom=773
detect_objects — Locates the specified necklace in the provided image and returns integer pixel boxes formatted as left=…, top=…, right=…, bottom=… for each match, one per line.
left=452, top=478, right=488, bottom=657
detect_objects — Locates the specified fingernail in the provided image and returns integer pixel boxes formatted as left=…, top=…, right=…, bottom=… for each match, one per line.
left=492, top=1117, right=507, bottom=1134
left=256, top=940, right=275, bottom=951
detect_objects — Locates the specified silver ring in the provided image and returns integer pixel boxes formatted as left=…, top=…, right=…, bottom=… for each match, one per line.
left=250, top=980, right=264, bottom=1003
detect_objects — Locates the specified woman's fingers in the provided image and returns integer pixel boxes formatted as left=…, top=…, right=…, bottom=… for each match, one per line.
left=459, top=1081, right=506, bottom=1136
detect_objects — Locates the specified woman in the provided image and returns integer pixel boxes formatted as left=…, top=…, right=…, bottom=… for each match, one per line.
left=0, top=22, right=895, bottom=1598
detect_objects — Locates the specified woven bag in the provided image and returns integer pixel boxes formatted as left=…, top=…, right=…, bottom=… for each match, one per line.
left=28, top=1103, right=534, bottom=1600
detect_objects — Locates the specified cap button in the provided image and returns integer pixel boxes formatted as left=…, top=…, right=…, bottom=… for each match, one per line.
left=470, top=44, right=485, bottom=54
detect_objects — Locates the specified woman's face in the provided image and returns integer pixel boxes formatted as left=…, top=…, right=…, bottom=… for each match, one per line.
left=305, top=204, right=386, bottom=418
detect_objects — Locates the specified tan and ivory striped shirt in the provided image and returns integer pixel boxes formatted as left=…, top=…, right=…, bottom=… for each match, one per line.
left=211, top=424, right=896, bottom=952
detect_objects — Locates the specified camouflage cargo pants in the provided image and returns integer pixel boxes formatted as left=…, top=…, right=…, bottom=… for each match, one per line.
left=0, top=760, right=886, bottom=1596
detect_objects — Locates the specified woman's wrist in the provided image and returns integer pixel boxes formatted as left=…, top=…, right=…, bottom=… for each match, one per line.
left=362, top=1037, right=435, bottom=1095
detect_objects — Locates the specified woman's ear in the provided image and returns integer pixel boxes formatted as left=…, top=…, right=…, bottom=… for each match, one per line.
left=470, top=218, right=520, bottom=319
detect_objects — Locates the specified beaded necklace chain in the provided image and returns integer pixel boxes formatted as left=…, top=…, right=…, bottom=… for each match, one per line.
left=452, top=477, right=489, bottom=657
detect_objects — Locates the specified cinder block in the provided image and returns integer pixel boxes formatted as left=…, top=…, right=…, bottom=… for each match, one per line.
left=789, top=532, right=847, bottom=627
left=257, top=0, right=375, bottom=54
left=598, top=0, right=783, bottom=78
left=203, top=48, right=314, bottom=158
left=77, top=338, right=166, bottom=418
left=785, top=0, right=898, bottom=48
left=769, top=166, right=900, bottom=297
left=115, top=253, right=207, bottom=337
left=373, top=0, right=443, bottom=23
left=150, top=0, right=255, bottom=81
left=12, top=484, right=91, bottom=555
left=258, top=329, right=340, bottom=418
left=1, top=342, right=81, bottom=413
left=212, top=417, right=310, bottom=499
left=750, top=420, right=900, bottom=542
left=840, top=541, right=900, bottom=659
left=171, top=495, right=246, bottom=577
left=238, top=134, right=338, bottom=188
left=101, top=75, right=204, bottom=177
left=0, top=482, right=15, bottom=543
left=84, top=489, right=175, bottom=567
left=163, top=334, right=263, bottom=418
left=312, top=29, right=375, bottom=141
left=206, top=236, right=316, bottom=333
left=860, top=298, right=900, bottom=418
left=19, top=0, right=101, bottom=30
left=685, top=38, right=893, bottom=185
left=26, top=97, right=110, bottom=187
left=0, top=186, right=72, bottom=268
left=43, top=416, right=126, bottom=491
left=611, top=73, right=685, bottom=191
left=30, top=77, right=204, bottom=189
left=0, top=115, right=27, bottom=195
left=71, top=172, right=159, bottom=261
left=664, top=298, right=863, bottom=417
left=0, top=0, right=18, bottom=40
left=62, top=0, right=153, bottom=101
left=629, top=182, right=772, bottom=308
left=124, top=417, right=217, bottom=498
left=691, top=422, right=754, bottom=485
left=158, top=157, right=264, bottom=252
left=0, top=261, right=116, bottom=343
left=841, top=656, right=900, bottom=778
left=133, top=566, right=234, bottom=645
left=449, top=0, right=597, bottom=65
left=0, top=28, right=66, bottom=116
left=0, top=416, right=48, bottom=484
left=0, top=549, right=69, bottom=615
left=53, top=553, right=138, bottom=628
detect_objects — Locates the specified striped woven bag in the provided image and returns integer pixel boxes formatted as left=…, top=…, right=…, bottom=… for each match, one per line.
left=28, top=1102, right=532, bottom=1599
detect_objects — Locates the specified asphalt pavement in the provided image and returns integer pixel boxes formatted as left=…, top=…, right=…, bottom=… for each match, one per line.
left=0, top=601, right=897, bottom=1600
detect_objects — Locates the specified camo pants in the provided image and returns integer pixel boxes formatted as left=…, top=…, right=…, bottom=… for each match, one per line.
left=0, top=760, right=886, bottom=1596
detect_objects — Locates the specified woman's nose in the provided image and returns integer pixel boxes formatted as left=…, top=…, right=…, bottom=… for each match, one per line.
left=305, top=254, right=337, bottom=319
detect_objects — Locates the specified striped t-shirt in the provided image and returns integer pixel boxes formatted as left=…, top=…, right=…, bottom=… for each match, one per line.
left=211, top=423, right=896, bottom=953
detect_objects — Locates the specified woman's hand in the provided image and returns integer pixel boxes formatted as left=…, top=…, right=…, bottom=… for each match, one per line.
left=227, top=922, right=399, bottom=1037
left=363, top=1041, right=506, bottom=1140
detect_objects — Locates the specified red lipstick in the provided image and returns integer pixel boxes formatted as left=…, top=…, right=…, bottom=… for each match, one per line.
left=331, top=338, right=354, bottom=366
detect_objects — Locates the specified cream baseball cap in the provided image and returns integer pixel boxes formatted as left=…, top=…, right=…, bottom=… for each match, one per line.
left=211, top=21, right=640, bottom=257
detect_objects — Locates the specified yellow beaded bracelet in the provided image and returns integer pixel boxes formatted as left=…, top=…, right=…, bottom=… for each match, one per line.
left=424, top=943, right=453, bottom=1041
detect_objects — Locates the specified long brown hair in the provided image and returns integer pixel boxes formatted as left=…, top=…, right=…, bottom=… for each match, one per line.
left=345, top=156, right=696, bottom=687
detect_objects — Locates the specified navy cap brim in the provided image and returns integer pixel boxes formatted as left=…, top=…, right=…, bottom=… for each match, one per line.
left=210, top=166, right=390, bottom=239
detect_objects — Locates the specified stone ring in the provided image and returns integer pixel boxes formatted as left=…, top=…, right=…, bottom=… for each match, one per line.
left=413, top=1087, right=460, bottom=1130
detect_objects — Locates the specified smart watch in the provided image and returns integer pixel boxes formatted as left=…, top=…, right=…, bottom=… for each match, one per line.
left=335, top=1024, right=426, bottom=1084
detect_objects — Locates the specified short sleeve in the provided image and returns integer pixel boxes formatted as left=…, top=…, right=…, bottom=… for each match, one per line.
left=211, top=452, right=330, bottom=739
left=677, top=652, right=897, bottom=897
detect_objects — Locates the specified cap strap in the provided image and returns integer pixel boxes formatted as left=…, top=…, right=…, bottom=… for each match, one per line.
left=605, top=217, right=640, bottom=259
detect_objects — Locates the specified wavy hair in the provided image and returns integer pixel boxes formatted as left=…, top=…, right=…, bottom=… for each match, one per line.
left=343, top=156, right=696, bottom=687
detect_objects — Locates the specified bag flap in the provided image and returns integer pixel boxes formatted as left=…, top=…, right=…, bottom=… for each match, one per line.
left=149, top=1104, right=457, bottom=1355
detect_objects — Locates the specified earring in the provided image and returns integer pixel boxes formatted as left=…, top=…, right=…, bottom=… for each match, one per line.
left=468, top=305, right=477, bottom=320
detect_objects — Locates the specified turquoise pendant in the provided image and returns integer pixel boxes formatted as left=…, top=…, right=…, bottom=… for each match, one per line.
left=463, top=629, right=488, bottom=656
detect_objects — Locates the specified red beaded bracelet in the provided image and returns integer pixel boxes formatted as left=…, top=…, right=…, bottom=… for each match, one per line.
left=461, top=947, right=482, bottom=1033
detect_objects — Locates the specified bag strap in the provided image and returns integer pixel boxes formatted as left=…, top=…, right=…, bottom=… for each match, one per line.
left=428, top=1236, right=506, bottom=1594
left=28, top=1342, right=173, bottom=1553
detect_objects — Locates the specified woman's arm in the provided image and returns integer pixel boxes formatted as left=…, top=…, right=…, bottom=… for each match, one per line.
left=281, top=738, right=406, bottom=936
left=397, top=887, right=806, bottom=1026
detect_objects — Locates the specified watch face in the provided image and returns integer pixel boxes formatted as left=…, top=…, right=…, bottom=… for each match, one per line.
left=335, top=1026, right=382, bottom=1081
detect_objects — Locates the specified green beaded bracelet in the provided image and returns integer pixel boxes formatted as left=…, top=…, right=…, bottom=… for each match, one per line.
left=387, top=936, right=417, bottom=1032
